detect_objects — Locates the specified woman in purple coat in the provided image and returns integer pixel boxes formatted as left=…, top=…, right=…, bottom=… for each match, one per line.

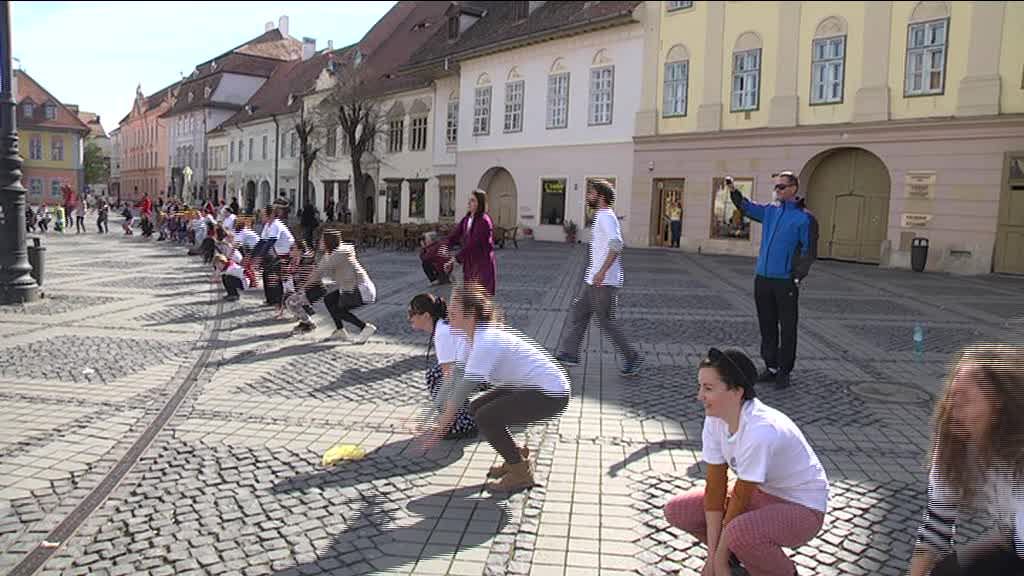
left=444, top=189, right=497, bottom=296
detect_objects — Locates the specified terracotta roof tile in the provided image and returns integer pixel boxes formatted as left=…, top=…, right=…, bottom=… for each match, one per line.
left=15, top=70, right=91, bottom=133
left=220, top=50, right=336, bottom=128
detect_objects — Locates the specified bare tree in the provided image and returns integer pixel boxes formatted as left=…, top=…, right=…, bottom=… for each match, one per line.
left=322, top=51, right=384, bottom=225
left=293, top=117, right=320, bottom=208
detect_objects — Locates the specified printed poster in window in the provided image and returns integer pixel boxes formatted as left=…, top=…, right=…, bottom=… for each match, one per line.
left=541, top=179, right=566, bottom=225
left=710, top=177, right=752, bottom=240
left=584, top=177, right=616, bottom=228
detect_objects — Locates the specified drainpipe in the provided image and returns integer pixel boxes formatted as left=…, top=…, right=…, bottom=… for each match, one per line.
left=272, top=114, right=280, bottom=207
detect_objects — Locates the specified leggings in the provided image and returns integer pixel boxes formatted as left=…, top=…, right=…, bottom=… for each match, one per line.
left=469, top=388, right=569, bottom=464
left=665, top=488, right=823, bottom=576
left=222, top=275, right=243, bottom=298
left=931, top=545, right=1024, bottom=575
left=285, top=284, right=327, bottom=324
left=75, top=216, right=85, bottom=233
left=324, top=289, right=366, bottom=330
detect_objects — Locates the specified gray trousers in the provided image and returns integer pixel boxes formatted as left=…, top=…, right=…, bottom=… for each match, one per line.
left=558, top=284, right=637, bottom=362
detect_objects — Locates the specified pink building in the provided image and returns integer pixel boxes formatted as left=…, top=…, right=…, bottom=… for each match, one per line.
left=118, top=83, right=177, bottom=203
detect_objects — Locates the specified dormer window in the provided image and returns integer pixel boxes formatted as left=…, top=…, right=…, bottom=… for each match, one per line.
left=22, top=102, right=34, bottom=118
left=204, top=86, right=212, bottom=99
left=44, top=103, right=57, bottom=120
left=448, top=15, right=459, bottom=39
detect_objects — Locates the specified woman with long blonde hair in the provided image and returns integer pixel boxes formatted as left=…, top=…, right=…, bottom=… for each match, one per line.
left=909, top=343, right=1024, bottom=576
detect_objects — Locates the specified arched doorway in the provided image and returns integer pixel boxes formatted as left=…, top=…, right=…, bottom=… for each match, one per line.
left=478, top=167, right=517, bottom=229
left=259, top=181, right=272, bottom=210
left=244, top=181, right=257, bottom=214
left=802, top=148, right=891, bottom=264
left=362, top=175, right=376, bottom=224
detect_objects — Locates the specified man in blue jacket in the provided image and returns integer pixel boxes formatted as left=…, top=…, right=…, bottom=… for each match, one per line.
left=728, top=171, right=818, bottom=389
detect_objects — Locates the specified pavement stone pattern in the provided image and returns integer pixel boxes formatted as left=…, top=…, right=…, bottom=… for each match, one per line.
left=0, top=231, right=1021, bottom=576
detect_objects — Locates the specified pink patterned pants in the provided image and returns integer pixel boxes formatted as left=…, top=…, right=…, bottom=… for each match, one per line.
left=664, top=488, right=824, bottom=576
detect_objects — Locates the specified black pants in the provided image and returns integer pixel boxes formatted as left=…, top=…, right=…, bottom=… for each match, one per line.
left=931, top=547, right=1024, bottom=575
left=75, top=216, right=85, bottom=233
left=754, top=275, right=799, bottom=374
left=304, top=226, right=317, bottom=249
left=422, top=260, right=449, bottom=284
left=262, top=254, right=288, bottom=305
left=324, top=289, right=366, bottom=330
left=470, top=388, right=569, bottom=463
left=222, top=275, right=243, bottom=298
left=670, top=220, right=681, bottom=247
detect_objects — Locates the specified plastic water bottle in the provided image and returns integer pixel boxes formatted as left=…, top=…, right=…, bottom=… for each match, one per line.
left=913, top=324, right=925, bottom=361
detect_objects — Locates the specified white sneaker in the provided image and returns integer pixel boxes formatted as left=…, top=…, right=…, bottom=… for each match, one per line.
left=330, top=328, right=349, bottom=341
left=354, top=323, right=376, bottom=344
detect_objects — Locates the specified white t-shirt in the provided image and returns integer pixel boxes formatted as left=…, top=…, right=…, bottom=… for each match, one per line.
left=236, top=228, right=260, bottom=249
left=222, top=213, right=236, bottom=231
left=702, top=398, right=829, bottom=513
left=586, top=208, right=624, bottom=287
left=260, top=219, right=294, bottom=256
left=434, top=320, right=468, bottom=365
left=464, top=325, right=570, bottom=396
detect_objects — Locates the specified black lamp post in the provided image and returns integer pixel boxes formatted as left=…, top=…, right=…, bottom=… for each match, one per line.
left=0, top=0, right=39, bottom=304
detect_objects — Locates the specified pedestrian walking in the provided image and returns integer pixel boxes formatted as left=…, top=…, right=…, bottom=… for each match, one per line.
left=74, top=201, right=86, bottom=234
left=300, top=202, right=320, bottom=250
left=909, top=344, right=1024, bottom=576
left=728, top=171, right=818, bottom=390
left=25, top=205, right=36, bottom=233
left=407, top=293, right=478, bottom=439
left=443, top=189, right=497, bottom=296
left=417, top=282, right=570, bottom=492
left=297, top=230, right=376, bottom=343
left=664, top=347, right=828, bottom=576
left=668, top=200, right=683, bottom=247
left=556, top=178, right=643, bottom=376
left=96, top=201, right=109, bottom=234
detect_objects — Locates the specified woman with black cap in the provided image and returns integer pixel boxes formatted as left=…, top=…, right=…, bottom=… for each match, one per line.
left=664, top=347, right=828, bottom=576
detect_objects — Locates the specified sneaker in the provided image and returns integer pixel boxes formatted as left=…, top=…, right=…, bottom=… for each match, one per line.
left=223, top=294, right=239, bottom=302
left=621, top=354, right=644, bottom=377
left=775, top=371, right=792, bottom=390
left=330, top=328, right=350, bottom=341
left=555, top=352, right=579, bottom=366
left=757, top=367, right=778, bottom=382
left=353, top=323, right=377, bottom=344
left=290, top=322, right=315, bottom=336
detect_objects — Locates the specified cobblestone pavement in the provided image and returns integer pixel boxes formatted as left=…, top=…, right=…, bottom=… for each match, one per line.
left=1, top=232, right=1023, bottom=576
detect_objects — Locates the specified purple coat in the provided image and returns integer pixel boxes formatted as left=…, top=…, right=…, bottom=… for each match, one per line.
left=445, top=212, right=496, bottom=295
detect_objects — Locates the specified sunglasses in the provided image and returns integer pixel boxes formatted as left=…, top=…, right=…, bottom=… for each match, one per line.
left=705, top=347, right=752, bottom=389
left=773, top=183, right=793, bottom=191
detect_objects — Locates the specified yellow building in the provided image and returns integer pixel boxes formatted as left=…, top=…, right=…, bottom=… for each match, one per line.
left=14, top=71, right=90, bottom=205
left=632, top=0, right=1024, bottom=274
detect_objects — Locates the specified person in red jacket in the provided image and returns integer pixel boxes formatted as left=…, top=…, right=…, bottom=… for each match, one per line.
left=136, top=192, right=152, bottom=218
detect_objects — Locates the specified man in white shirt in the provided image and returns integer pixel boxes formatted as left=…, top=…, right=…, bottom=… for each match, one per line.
left=556, top=179, right=642, bottom=376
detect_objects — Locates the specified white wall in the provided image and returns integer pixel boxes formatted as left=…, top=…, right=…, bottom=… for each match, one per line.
left=457, top=22, right=644, bottom=153
left=432, top=75, right=459, bottom=171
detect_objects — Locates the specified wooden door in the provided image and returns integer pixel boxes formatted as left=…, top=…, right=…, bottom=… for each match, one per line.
left=489, top=169, right=517, bottom=229
left=652, top=179, right=685, bottom=246
left=807, top=148, right=890, bottom=263
left=995, top=155, right=1024, bottom=274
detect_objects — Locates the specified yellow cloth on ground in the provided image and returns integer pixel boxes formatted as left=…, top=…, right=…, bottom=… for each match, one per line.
left=321, top=444, right=366, bottom=466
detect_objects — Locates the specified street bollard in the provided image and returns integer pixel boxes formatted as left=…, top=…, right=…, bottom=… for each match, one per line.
left=26, top=236, right=45, bottom=288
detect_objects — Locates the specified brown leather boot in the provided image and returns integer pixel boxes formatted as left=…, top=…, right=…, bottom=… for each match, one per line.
left=486, top=447, right=530, bottom=479
left=486, top=460, right=535, bottom=493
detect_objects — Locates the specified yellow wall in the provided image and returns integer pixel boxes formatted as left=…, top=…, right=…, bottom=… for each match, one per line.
left=656, top=0, right=706, bottom=134
left=719, top=1, right=778, bottom=130
left=888, top=0, right=970, bottom=120
left=20, top=130, right=78, bottom=169
left=1000, top=0, right=1024, bottom=114
left=796, top=2, right=865, bottom=125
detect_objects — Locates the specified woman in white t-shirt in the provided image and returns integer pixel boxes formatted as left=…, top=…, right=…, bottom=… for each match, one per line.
left=419, top=283, right=570, bottom=493
left=408, top=293, right=478, bottom=439
left=909, top=344, right=1024, bottom=576
left=664, top=347, right=828, bottom=576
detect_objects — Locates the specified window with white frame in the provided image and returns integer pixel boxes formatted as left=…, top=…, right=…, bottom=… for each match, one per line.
left=446, top=100, right=459, bottom=145
left=51, top=179, right=61, bottom=197
left=290, top=132, right=297, bottom=157
left=326, top=129, right=337, bottom=157
left=906, top=19, right=947, bottom=96
left=262, top=135, right=268, bottom=159
left=29, top=178, right=42, bottom=196
left=439, top=178, right=456, bottom=219
left=44, top=104, right=56, bottom=120
left=22, top=102, right=33, bottom=118
left=504, top=80, right=524, bottom=132
left=666, top=0, right=693, bottom=11
left=51, top=137, right=64, bottom=161
left=248, top=138, right=254, bottom=161
left=473, top=86, right=492, bottom=135
left=29, top=136, right=41, bottom=160
left=410, top=116, right=428, bottom=151
left=239, top=139, right=244, bottom=161
left=230, top=141, right=235, bottom=163
left=811, top=36, right=845, bottom=104
left=388, top=119, right=404, bottom=153
left=589, top=66, right=614, bottom=125
left=547, top=72, right=569, bottom=129
left=663, top=60, right=688, bottom=116
left=731, top=49, right=761, bottom=111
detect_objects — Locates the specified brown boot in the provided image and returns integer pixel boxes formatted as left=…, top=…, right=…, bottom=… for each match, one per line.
left=486, top=460, right=535, bottom=493
left=486, top=447, right=530, bottom=479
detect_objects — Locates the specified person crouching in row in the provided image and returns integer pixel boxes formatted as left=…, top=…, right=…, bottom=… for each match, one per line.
left=214, top=253, right=247, bottom=302
left=295, top=230, right=376, bottom=343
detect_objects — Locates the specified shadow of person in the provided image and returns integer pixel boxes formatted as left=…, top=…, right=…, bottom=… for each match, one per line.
left=272, top=483, right=509, bottom=576
left=606, top=439, right=695, bottom=478
left=316, top=354, right=427, bottom=394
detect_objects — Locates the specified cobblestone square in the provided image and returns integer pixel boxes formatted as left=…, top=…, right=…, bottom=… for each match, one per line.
left=1, top=233, right=1022, bottom=576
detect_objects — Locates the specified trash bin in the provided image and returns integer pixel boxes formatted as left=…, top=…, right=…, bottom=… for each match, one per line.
left=27, top=236, right=45, bottom=287
left=911, top=237, right=928, bottom=273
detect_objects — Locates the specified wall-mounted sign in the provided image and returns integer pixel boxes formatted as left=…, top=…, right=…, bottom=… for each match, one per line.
left=901, top=213, right=933, bottom=227
left=905, top=171, right=936, bottom=200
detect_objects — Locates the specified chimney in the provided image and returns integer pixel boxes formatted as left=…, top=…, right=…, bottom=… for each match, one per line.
left=327, top=40, right=333, bottom=51
left=302, top=37, right=316, bottom=61
left=265, top=21, right=274, bottom=32
left=278, top=15, right=289, bottom=36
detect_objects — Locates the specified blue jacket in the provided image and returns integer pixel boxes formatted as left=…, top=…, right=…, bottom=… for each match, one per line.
left=731, top=190, right=818, bottom=280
